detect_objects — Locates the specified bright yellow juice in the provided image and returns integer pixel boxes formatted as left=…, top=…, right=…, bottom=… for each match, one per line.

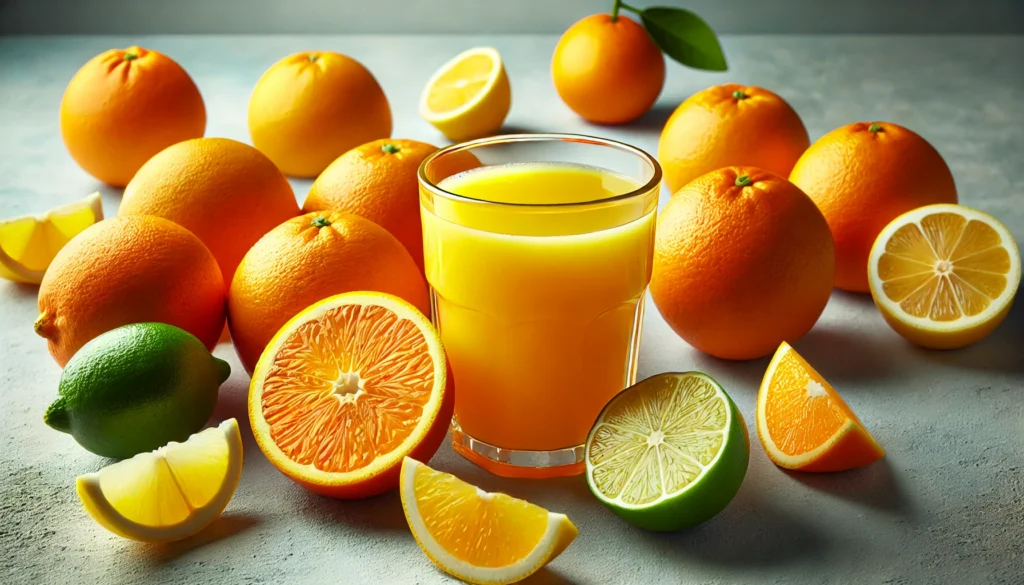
left=421, top=162, right=658, bottom=468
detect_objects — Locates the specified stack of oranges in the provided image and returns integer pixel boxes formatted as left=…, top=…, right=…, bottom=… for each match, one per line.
left=650, top=82, right=1016, bottom=359
left=31, top=45, right=461, bottom=504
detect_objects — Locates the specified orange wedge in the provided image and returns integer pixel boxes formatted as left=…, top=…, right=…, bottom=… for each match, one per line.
left=249, top=292, right=453, bottom=499
left=400, top=458, right=578, bottom=585
left=756, top=342, right=884, bottom=472
left=868, top=203, right=1021, bottom=349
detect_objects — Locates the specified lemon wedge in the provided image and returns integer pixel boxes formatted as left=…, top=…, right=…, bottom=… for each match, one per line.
left=400, top=457, right=577, bottom=585
left=76, top=418, right=243, bottom=543
left=0, top=192, right=104, bottom=284
left=868, top=203, right=1021, bottom=349
left=419, top=46, right=511, bottom=142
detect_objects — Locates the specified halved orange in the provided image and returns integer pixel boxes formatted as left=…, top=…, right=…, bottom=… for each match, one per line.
left=868, top=203, right=1021, bottom=349
left=756, top=342, right=884, bottom=472
left=249, top=292, right=453, bottom=498
left=400, top=457, right=578, bottom=585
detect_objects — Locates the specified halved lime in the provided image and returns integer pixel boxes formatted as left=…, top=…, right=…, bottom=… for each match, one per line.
left=585, top=372, right=749, bottom=531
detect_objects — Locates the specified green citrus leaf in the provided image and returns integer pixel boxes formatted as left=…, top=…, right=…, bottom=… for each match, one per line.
left=641, top=7, right=727, bottom=72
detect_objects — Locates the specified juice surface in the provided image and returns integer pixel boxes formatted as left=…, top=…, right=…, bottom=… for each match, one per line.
left=422, top=162, right=657, bottom=452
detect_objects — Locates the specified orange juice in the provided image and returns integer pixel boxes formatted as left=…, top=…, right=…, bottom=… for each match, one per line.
left=421, top=160, right=658, bottom=476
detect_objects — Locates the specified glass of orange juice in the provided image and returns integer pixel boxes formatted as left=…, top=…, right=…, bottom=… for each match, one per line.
left=418, top=134, right=661, bottom=478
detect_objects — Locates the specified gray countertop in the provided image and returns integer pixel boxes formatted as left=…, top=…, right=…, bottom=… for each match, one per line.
left=1, top=35, right=1022, bottom=585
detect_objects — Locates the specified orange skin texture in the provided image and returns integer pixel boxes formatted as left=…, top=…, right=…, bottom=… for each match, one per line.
left=228, top=211, right=431, bottom=374
left=552, top=14, right=665, bottom=125
left=280, top=364, right=455, bottom=499
left=60, top=47, right=206, bottom=187
left=119, top=137, right=299, bottom=287
left=651, top=167, right=835, bottom=361
left=35, top=216, right=225, bottom=366
left=249, top=52, right=392, bottom=178
left=790, top=122, right=958, bottom=292
left=658, top=84, right=810, bottom=194
left=304, top=139, right=480, bottom=272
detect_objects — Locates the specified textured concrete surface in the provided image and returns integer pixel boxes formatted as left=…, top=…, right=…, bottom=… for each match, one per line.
left=1, top=35, right=1022, bottom=584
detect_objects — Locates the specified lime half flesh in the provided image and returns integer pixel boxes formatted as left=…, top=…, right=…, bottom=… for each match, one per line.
left=585, top=372, right=749, bottom=531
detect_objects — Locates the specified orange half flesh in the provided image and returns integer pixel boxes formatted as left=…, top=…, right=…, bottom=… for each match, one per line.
left=756, top=342, right=884, bottom=472
left=249, top=292, right=451, bottom=498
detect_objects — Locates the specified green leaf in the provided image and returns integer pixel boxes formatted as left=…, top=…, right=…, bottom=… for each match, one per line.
left=640, top=7, right=728, bottom=72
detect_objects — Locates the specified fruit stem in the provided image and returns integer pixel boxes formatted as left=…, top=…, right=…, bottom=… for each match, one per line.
left=869, top=123, right=883, bottom=133
left=123, top=52, right=137, bottom=62
left=44, top=398, right=71, bottom=433
left=733, top=90, right=748, bottom=100
left=310, top=216, right=332, bottom=228
left=308, top=54, right=318, bottom=63
left=381, top=143, right=400, bottom=154
left=611, top=0, right=639, bottom=21
left=213, top=357, right=232, bottom=384
left=735, top=175, right=752, bottom=187
left=33, top=311, right=53, bottom=339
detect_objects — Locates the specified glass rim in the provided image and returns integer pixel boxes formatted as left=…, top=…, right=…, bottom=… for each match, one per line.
left=417, top=132, right=663, bottom=208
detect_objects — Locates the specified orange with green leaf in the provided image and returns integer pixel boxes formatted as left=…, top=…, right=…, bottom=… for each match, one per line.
left=552, top=1, right=727, bottom=124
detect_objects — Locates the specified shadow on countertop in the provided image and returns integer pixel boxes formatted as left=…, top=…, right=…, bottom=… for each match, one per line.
left=911, top=298, right=1024, bottom=374
left=638, top=483, right=827, bottom=568
left=139, top=512, right=261, bottom=563
left=784, top=458, right=913, bottom=517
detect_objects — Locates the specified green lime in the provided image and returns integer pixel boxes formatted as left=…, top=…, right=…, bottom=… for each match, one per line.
left=585, top=372, right=749, bottom=531
left=44, top=322, right=231, bottom=459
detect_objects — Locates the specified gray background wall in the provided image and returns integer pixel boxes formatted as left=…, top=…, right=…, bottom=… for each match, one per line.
left=1, top=0, right=1023, bottom=34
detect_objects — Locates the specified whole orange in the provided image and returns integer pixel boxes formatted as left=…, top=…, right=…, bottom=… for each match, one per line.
left=790, top=122, right=958, bottom=292
left=658, top=84, right=809, bottom=194
left=651, top=167, right=835, bottom=361
left=35, top=216, right=225, bottom=366
left=228, top=211, right=431, bottom=374
left=303, top=139, right=479, bottom=271
left=249, top=52, right=392, bottom=178
left=551, top=14, right=665, bottom=125
left=60, top=46, right=206, bottom=187
left=120, top=137, right=299, bottom=287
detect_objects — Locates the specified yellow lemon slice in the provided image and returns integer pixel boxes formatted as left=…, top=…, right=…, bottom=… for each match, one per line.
left=0, top=192, right=104, bottom=284
left=419, top=46, right=511, bottom=142
left=868, top=203, right=1021, bottom=349
left=400, top=457, right=577, bottom=585
left=76, top=419, right=243, bottom=543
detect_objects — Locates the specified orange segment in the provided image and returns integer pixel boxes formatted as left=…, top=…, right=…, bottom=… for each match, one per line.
left=400, top=458, right=578, bottom=585
left=756, top=342, right=884, bottom=472
left=413, top=463, right=548, bottom=567
left=868, top=204, right=1021, bottom=349
left=249, top=292, right=453, bottom=499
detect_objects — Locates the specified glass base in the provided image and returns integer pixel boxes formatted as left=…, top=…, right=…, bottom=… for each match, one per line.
left=450, top=418, right=585, bottom=479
